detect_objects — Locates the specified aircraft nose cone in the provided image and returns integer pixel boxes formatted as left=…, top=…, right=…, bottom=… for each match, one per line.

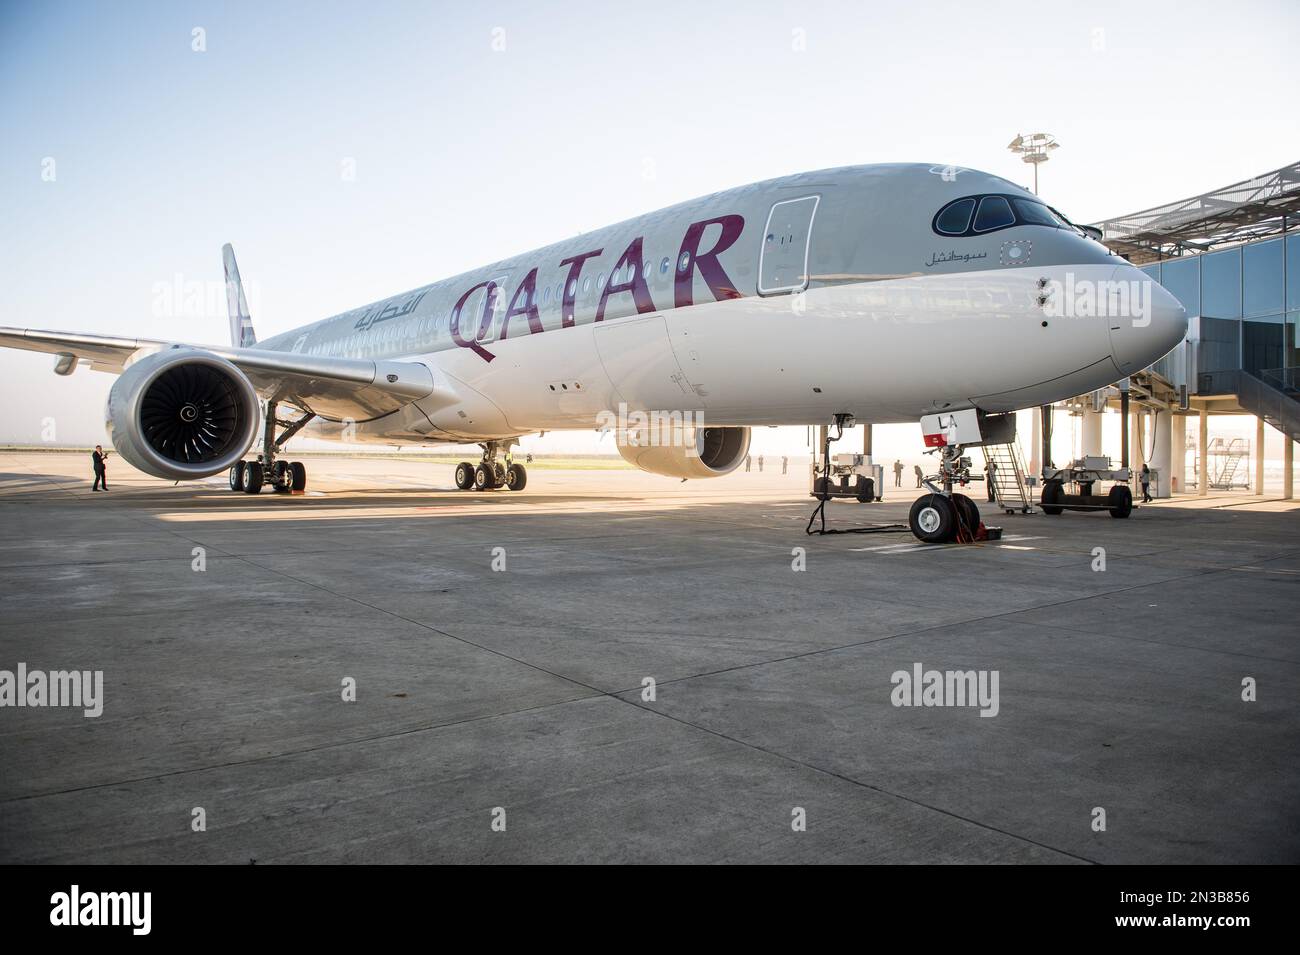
left=1108, top=267, right=1188, bottom=376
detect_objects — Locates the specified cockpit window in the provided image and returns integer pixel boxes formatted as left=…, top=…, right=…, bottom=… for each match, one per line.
left=973, top=196, right=1015, bottom=232
left=1011, top=198, right=1058, bottom=227
left=932, top=193, right=1076, bottom=238
left=934, top=197, right=976, bottom=235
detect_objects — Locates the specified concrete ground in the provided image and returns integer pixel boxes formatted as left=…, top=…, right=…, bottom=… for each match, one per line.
left=0, top=450, right=1297, bottom=864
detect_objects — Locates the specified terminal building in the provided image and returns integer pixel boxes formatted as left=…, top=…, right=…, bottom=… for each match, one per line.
left=1049, top=161, right=1300, bottom=499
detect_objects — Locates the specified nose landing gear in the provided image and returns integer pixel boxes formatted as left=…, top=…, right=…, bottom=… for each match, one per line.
left=907, top=442, right=1001, bottom=544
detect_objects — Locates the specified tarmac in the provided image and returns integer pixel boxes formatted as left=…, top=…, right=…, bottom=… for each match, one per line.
left=1, top=450, right=1297, bottom=864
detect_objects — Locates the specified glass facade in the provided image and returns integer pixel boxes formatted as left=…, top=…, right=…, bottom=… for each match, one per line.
left=1145, top=230, right=1300, bottom=384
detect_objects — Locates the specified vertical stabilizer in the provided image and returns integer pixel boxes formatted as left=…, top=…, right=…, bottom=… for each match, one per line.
left=222, top=243, right=257, bottom=348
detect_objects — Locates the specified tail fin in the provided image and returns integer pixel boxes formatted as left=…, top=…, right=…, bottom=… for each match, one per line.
left=222, top=243, right=257, bottom=348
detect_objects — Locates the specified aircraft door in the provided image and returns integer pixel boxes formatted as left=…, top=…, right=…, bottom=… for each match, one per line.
left=757, top=195, right=819, bottom=295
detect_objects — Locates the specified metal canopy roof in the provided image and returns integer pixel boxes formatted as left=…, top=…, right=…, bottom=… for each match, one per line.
left=1090, top=161, right=1300, bottom=264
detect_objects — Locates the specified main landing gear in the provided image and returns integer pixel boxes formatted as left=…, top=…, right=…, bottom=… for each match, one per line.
left=228, top=400, right=315, bottom=495
left=454, top=440, right=527, bottom=492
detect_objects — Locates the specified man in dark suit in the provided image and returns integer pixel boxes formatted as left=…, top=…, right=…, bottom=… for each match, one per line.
left=92, top=445, right=109, bottom=491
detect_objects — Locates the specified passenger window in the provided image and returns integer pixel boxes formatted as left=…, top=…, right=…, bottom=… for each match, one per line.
left=1012, top=198, right=1059, bottom=228
left=935, top=198, right=976, bottom=235
left=660, top=257, right=670, bottom=275
left=973, top=196, right=1015, bottom=232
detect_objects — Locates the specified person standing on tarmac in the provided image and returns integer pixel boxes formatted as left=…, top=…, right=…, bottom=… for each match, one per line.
left=893, top=459, right=904, bottom=487
left=91, top=445, right=109, bottom=491
left=913, top=464, right=923, bottom=488
left=1140, top=464, right=1153, bottom=503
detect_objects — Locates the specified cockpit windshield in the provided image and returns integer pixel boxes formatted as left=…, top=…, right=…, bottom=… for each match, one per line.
left=1010, top=198, right=1058, bottom=227
left=932, top=193, right=1092, bottom=239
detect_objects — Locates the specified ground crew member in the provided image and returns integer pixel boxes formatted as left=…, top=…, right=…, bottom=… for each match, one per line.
left=92, top=445, right=109, bottom=491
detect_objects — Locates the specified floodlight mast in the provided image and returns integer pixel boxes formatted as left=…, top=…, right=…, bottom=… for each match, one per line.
left=1007, top=132, right=1059, bottom=195
left=1007, top=133, right=1062, bottom=475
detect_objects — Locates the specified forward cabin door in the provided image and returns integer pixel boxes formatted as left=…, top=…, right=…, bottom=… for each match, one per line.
left=757, top=195, right=819, bottom=295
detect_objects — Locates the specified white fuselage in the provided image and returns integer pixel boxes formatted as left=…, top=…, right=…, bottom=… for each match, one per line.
left=255, top=163, right=1186, bottom=447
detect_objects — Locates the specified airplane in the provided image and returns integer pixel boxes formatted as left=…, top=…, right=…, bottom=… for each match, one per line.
left=0, top=162, right=1187, bottom=542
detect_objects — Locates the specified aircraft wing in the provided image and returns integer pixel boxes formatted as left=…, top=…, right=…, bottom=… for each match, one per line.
left=0, top=325, right=440, bottom=421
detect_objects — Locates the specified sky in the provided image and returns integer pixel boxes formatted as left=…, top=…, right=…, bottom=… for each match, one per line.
left=2, top=0, right=1297, bottom=462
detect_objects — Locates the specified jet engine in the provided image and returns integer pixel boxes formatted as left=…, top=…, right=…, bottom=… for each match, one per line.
left=106, top=349, right=261, bottom=481
left=616, top=425, right=751, bottom=479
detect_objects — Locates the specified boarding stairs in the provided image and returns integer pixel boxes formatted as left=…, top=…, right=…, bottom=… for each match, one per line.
left=981, top=442, right=1034, bottom=514
left=1208, top=437, right=1250, bottom=490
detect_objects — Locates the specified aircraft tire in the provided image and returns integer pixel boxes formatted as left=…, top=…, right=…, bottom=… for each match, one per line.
left=229, top=462, right=245, bottom=492
left=290, top=461, right=307, bottom=492
left=909, top=493, right=956, bottom=544
left=271, top=460, right=291, bottom=493
left=243, top=461, right=264, bottom=494
left=455, top=462, right=475, bottom=490
left=951, top=492, right=980, bottom=535
left=505, top=463, right=527, bottom=491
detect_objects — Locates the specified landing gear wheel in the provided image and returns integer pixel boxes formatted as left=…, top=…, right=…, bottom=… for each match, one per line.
left=494, top=462, right=508, bottom=486
left=474, top=464, right=497, bottom=491
left=951, top=493, right=980, bottom=537
left=242, top=461, right=264, bottom=494
left=1040, top=479, right=1065, bottom=516
left=289, top=461, right=307, bottom=492
left=854, top=476, right=874, bottom=503
left=909, top=493, right=957, bottom=544
left=504, top=463, right=528, bottom=491
left=1108, top=484, right=1133, bottom=519
left=229, top=462, right=245, bottom=492
left=454, top=462, right=476, bottom=490
left=271, top=460, right=291, bottom=493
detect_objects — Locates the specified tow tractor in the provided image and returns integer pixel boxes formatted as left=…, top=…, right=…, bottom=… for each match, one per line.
left=1039, top=456, right=1133, bottom=518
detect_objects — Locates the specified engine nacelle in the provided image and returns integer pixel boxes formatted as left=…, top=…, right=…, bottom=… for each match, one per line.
left=106, top=349, right=261, bottom=481
left=616, top=425, right=751, bottom=479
